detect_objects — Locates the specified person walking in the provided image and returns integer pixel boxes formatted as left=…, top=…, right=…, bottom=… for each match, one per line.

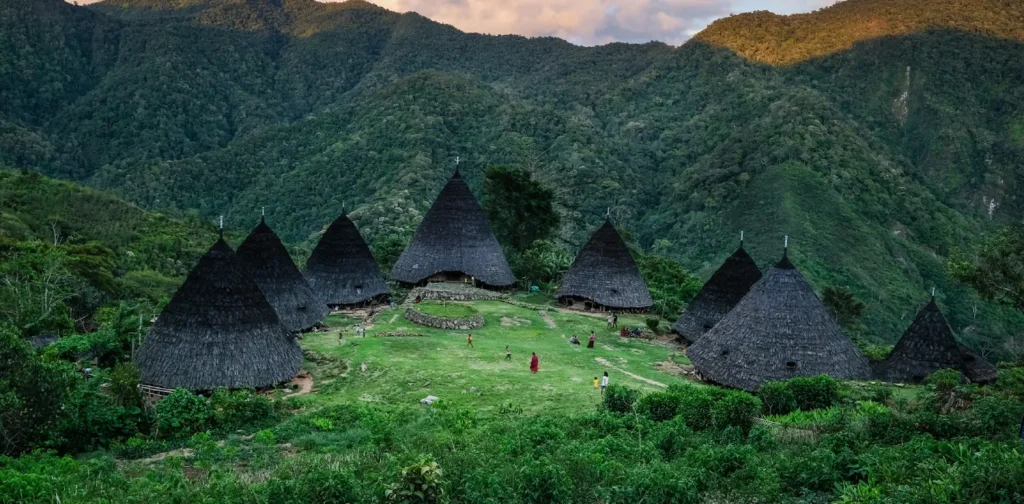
left=587, top=331, right=596, bottom=349
left=505, top=345, right=512, bottom=361
left=593, top=377, right=599, bottom=390
left=530, top=352, right=539, bottom=373
left=467, top=334, right=474, bottom=348
left=600, top=371, right=609, bottom=393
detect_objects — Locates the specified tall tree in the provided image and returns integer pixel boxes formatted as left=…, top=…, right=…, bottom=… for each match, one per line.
left=950, top=223, right=1024, bottom=315
left=481, top=166, right=559, bottom=252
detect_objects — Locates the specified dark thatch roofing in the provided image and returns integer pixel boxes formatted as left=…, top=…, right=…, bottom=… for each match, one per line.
left=137, top=238, right=302, bottom=390
left=556, top=219, right=653, bottom=310
left=875, top=298, right=998, bottom=384
left=304, top=213, right=389, bottom=307
left=957, top=344, right=999, bottom=384
left=687, top=251, right=870, bottom=391
left=236, top=218, right=329, bottom=332
left=878, top=299, right=966, bottom=383
left=390, top=171, right=515, bottom=287
left=673, top=245, right=762, bottom=343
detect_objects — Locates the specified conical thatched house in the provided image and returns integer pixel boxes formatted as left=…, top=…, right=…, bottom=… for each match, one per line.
left=391, top=171, right=514, bottom=288
left=137, top=238, right=302, bottom=390
left=687, top=249, right=870, bottom=391
left=673, top=243, right=762, bottom=343
left=556, top=219, right=652, bottom=311
left=304, top=212, right=389, bottom=308
left=236, top=217, right=329, bottom=332
left=879, top=298, right=998, bottom=384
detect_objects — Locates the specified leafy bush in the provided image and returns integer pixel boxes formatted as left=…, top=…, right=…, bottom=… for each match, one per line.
left=645, top=318, right=660, bottom=333
left=638, top=391, right=681, bottom=422
left=152, top=389, right=211, bottom=439
left=210, top=389, right=275, bottom=431
left=670, top=385, right=716, bottom=431
left=602, top=385, right=640, bottom=414
left=386, top=457, right=445, bottom=503
left=786, top=375, right=840, bottom=411
left=711, top=391, right=761, bottom=432
left=757, top=381, right=798, bottom=415
left=110, top=434, right=168, bottom=460
left=311, top=418, right=335, bottom=432
left=925, top=368, right=963, bottom=392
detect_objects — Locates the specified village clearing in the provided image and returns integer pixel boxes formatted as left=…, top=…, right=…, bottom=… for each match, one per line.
left=301, top=298, right=693, bottom=415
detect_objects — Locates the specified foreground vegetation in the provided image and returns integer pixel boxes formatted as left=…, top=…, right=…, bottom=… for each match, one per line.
left=3, top=359, right=1023, bottom=503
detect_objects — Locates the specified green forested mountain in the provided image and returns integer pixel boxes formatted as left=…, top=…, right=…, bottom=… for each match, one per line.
left=2, top=0, right=1023, bottom=353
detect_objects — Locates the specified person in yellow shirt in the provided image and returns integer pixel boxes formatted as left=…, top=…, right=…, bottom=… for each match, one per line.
left=593, top=377, right=599, bottom=390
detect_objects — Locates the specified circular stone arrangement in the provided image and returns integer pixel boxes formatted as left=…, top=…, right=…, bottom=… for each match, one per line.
left=406, top=302, right=485, bottom=330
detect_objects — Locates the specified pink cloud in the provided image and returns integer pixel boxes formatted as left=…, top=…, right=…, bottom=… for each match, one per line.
left=65, top=0, right=838, bottom=45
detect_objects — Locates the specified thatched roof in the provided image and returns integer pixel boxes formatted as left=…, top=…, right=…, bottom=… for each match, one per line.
left=875, top=298, right=998, bottom=384
left=673, top=244, right=762, bottom=343
left=556, top=219, right=652, bottom=310
left=305, top=213, right=389, bottom=307
left=137, top=238, right=302, bottom=390
left=877, top=299, right=965, bottom=383
left=957, top=344, right=998, bottom=384
left=391, top=171, right=515, bottom=287
left=236, top=217, right=329, bottom=332
left=687, top=251, right=870, bottom=391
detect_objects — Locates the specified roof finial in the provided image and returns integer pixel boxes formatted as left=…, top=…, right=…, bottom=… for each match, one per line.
left=784, top=235, right=788, bottom=249
left=455, top=156, right=461, bottom=166
left=261, top=206, right=265, bottom=217
left=932, top=287, right=936, bottom=299
left=219, top=215, right=224, bottom=239
left=606, top=207, right=611, bottom=220
left=740, top=230, right=744, bottom=246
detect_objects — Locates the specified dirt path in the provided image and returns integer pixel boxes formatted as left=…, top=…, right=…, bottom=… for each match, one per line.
left=594, top=357, right=667, bottom=388
left=284, top=372, right=313, bottom=398
left=540, top=311, right=557, bottom=329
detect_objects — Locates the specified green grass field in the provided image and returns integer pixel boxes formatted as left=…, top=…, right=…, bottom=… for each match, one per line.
left=302, top=300, right=692, bottom=415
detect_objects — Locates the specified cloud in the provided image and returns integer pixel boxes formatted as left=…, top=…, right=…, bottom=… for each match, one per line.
left=65, top=0, right=839, bottom=45
left=364, top=0, right=730, bottom=45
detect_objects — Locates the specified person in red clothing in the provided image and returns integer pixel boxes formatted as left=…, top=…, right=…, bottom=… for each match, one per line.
left=529, top=352, right=539, bottom=373
left=587, top=332, right=596, bottom=348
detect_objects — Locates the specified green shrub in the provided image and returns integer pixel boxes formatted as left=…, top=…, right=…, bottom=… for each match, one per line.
left=386, top=457, right=445, bottom=503
left=602, top=385, right=640, bottom=414
left=210, top=389, right=275, bottom=431
left=925, top=368, right=963, bottom=392
left=152, top=389, right=211, bottom=439
left=645, top=318, right=660, bottom=333
left=311, top=418, right=335, bottom=432
left=786, top=375, right=840, bottom=411
left=669, top=385, right=715, bottom=431
left=711, top=391, right=761, bottom=432
left=993, top=367, right=1024, bottom=399
left=757, top=381, right=798, bottom=415
left=110, top=434, right=168, bottom=460
left=638, top=391, right=681, bottom=422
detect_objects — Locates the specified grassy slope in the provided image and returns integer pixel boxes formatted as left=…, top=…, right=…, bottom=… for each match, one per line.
left=302, top=301, right=692, bottom=416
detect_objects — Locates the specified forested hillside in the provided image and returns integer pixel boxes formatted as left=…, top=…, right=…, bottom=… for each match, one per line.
left=0, top=169, right=216, bottom=334
left=1, top=0, right=1022, bottom=353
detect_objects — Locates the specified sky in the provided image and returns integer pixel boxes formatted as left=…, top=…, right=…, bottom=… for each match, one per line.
left=68, top=0, right=840, bottom=45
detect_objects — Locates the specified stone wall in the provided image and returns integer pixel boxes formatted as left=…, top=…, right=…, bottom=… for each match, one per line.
left=406, top=307, right=485, bottom=330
